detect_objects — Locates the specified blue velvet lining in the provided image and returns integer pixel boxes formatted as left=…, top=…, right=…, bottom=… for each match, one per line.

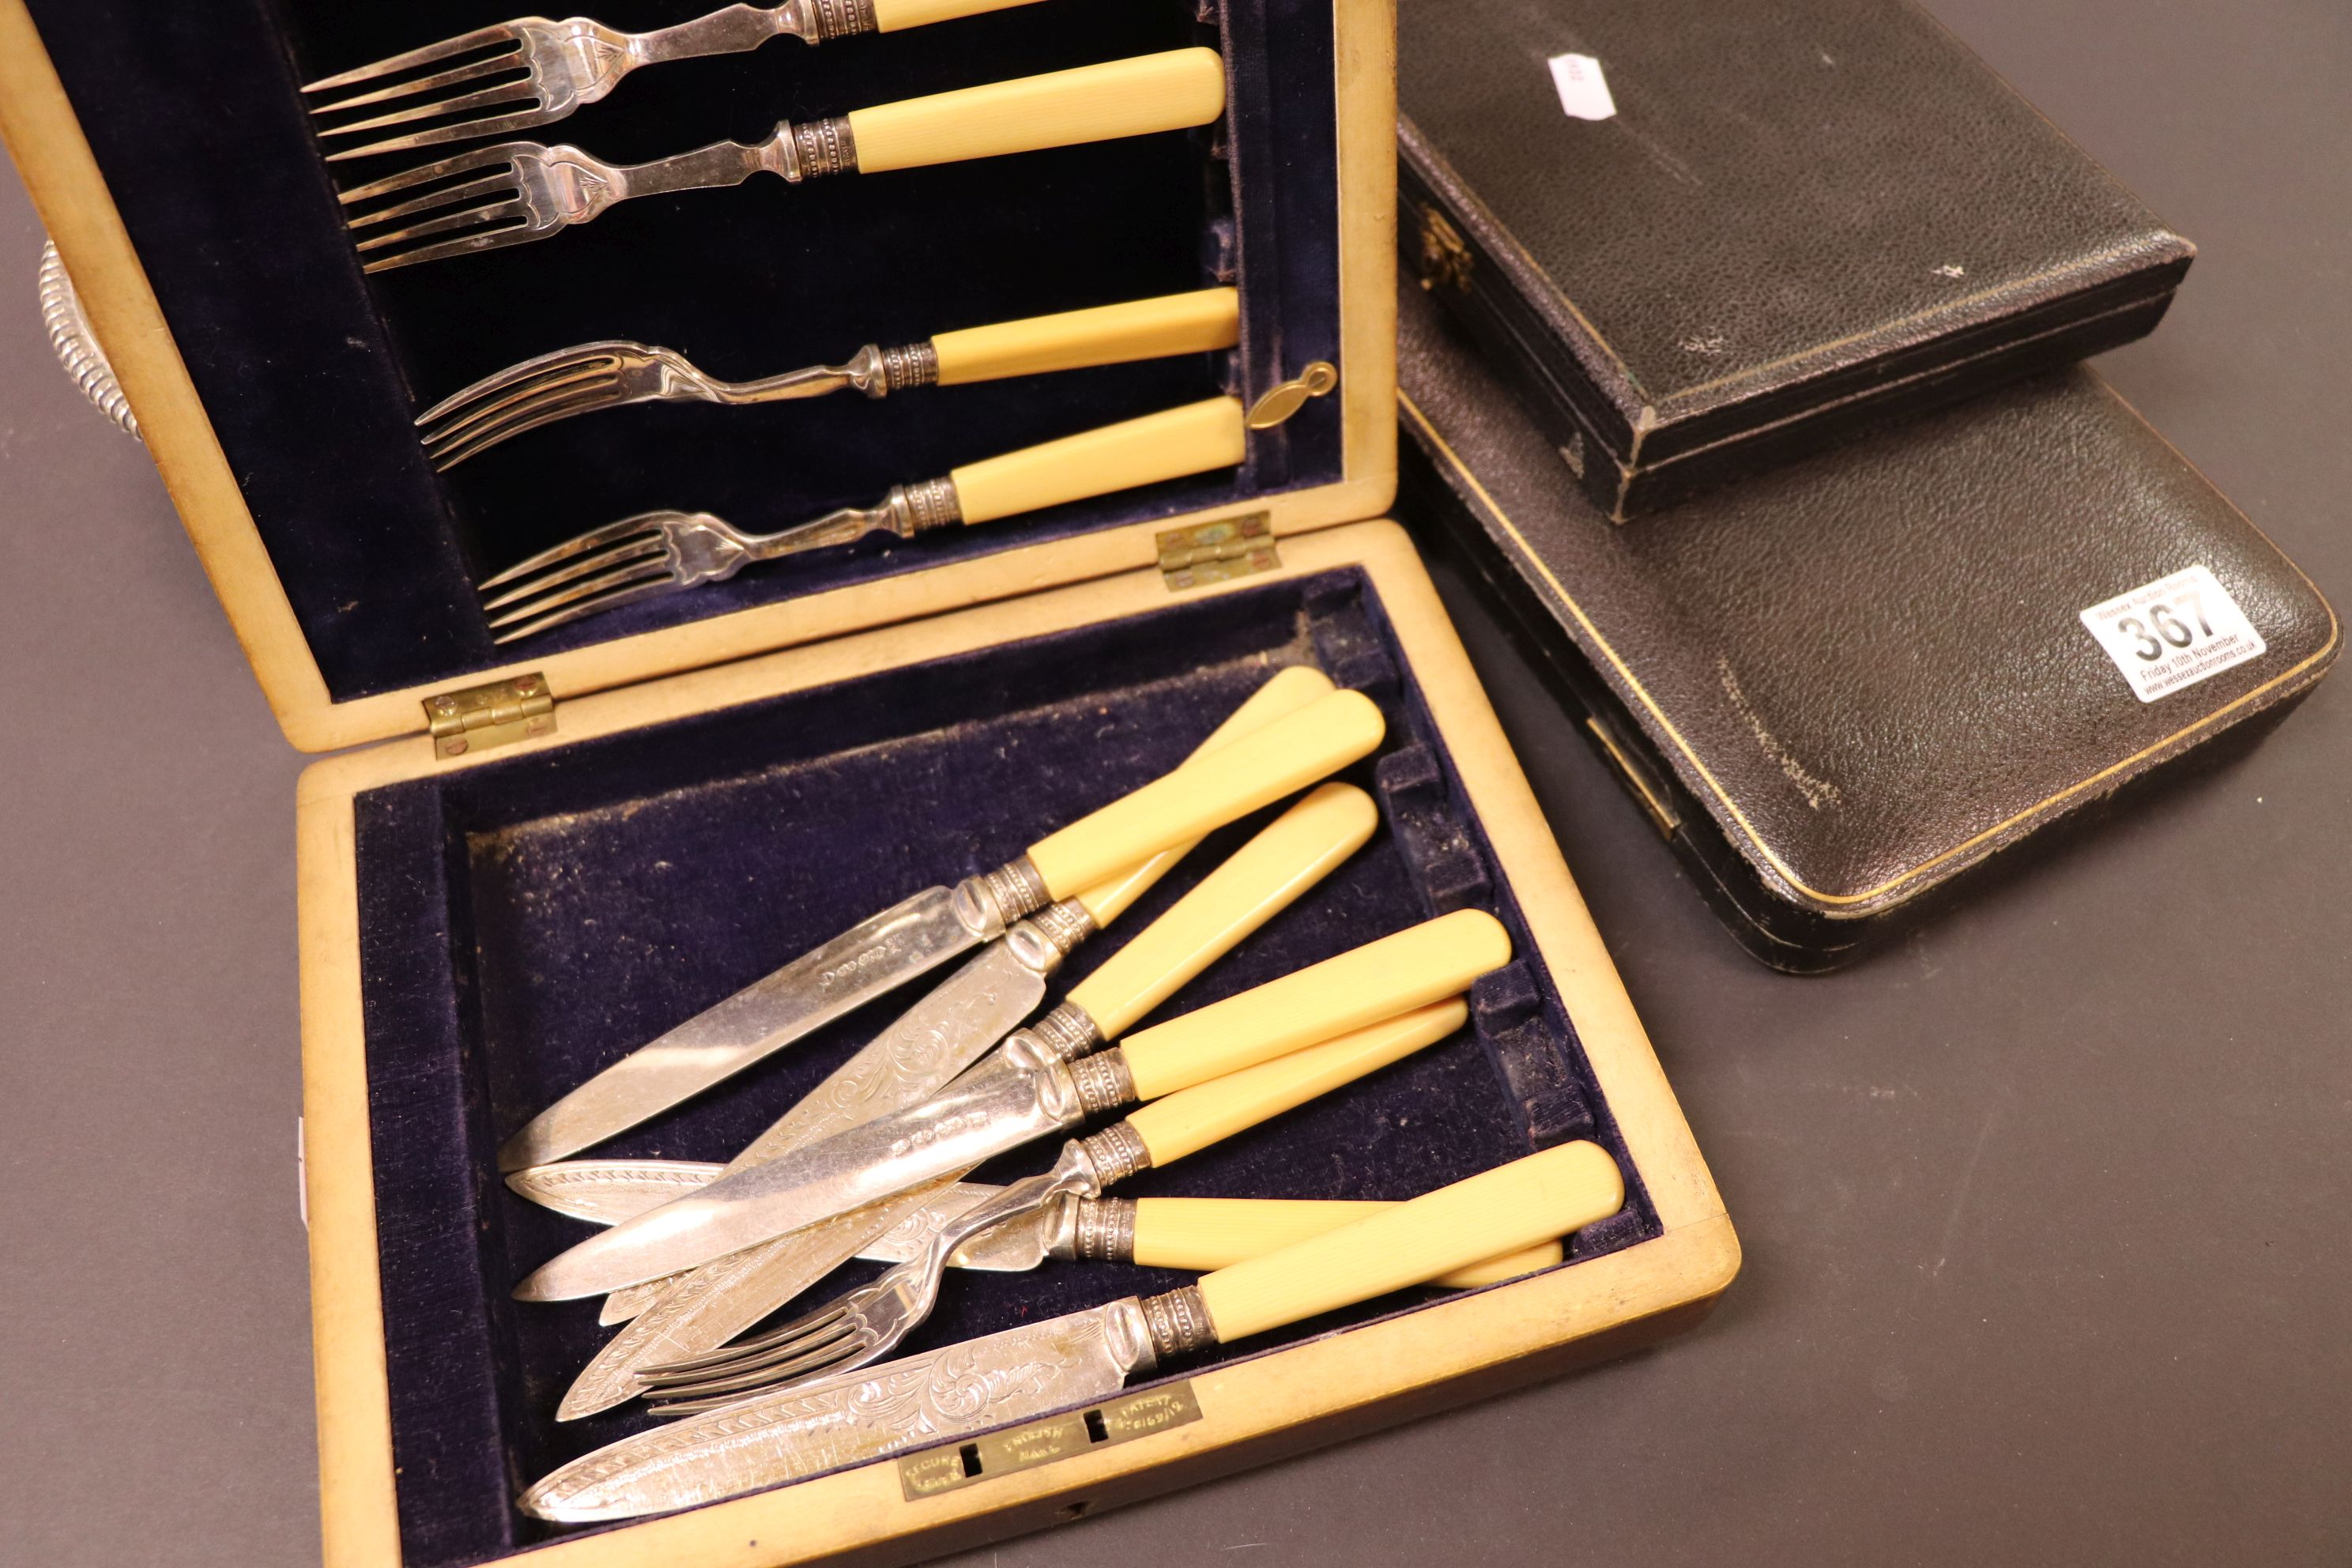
left=25, top=0, right=1345, bottom=701
left=351, top=568, right=1659, bottom=1567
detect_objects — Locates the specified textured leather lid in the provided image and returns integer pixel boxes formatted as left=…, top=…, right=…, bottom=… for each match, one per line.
left=1399, top=0, right=2192, bottom=466
left=1397, top=281, right=2336, bottom=919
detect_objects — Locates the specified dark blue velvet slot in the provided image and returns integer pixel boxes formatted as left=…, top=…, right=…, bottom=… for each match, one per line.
left=25, top=0, right=1346, bottom=702
left=350, top=569, right=1660, bottom=1567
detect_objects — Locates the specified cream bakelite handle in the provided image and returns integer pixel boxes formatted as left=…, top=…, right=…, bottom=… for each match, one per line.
left=848, top=47, right=1227, bottom=174
left=1116, top=909, right=1509, bottom=1101
left=1074, top=665, right=1332, bottom=926
left=1069, top=782, right=1375, bottom=1037
left=932, top=288, right=1240, bottom=386
left=950, top=396, right=1245, bottom=525
left=1130, top=1197, right=1562, bottom=1288
left=1125, top=998, right=1465, bottom=1163
left=870, top=0, right=1049, bottom=32
left=1025, top=688, right=1383, bottom=901
left=1196, top=1142, right=1626, bottom=1344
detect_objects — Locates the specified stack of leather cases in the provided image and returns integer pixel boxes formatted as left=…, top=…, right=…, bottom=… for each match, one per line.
left=1396, top=0, right=2337, bottom=971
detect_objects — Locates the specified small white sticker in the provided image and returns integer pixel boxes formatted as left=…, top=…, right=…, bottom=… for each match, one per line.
left=2078, top=564, right=2266, bottom=703
left=1547, top=53, right=1617, bottom=121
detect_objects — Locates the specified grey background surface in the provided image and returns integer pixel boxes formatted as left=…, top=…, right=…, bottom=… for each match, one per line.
left=1, top=1, right=2344, bottom=1563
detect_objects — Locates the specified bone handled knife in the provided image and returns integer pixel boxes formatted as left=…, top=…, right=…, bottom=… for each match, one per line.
left=545, top=771, right=1377, bottom=1416
left=634, top=997, right=1488, bottom=1408
left=496, top=680, right=1384, bottom=1171
left=519, top=1140, right=1626, bottom=1522
left=514, top=910, right=1512, bottom=1299
left=505, top=1166, right=1562, bottom=1289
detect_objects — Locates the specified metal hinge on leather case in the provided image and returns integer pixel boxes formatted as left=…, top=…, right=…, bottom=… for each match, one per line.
left=1158, top=512, right=1280, bottom=591
left=1585, top=715, right=1681, bottom=839
left=1416, top=205, right=1474, bottom=294
left=424, top=673, right=556, bottom=758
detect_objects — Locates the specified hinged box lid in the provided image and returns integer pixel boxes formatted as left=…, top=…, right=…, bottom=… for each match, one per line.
left=1397, top=0, right=2193, bottom=521
left=0, top=0, right=1397, bottom=752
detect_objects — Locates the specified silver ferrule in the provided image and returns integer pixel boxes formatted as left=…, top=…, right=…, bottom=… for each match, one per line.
left=1077, top=1117, right=1152, bottom=1184
left=1069, top=1048, right=1139, bottom=1118
left=1027, top=898, right=1098, bottom=959
left=789, top=115, right=858, bottom=179
left=839, top=341, right=938, bottom=400
left=1027, top=999, right=1104, bottom=1064
left=882, top=341, right=940, bottom=391
left=884, top=476, right=963, bottom=537
left=1002, top=900, right=1091, bottom=978
left=1072, top=1196, right=1137, bottom=1261
left=1140, top=1286, right=1217, bottom=1359
left=807, top=0, right=879, bottom=40
left=951, top=856, right=1051, bottom=937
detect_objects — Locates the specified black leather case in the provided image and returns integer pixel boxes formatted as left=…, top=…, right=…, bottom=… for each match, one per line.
left=1398, top=0, right=2196, bottom=521
left=1396, top=281, right=2338, bottom=971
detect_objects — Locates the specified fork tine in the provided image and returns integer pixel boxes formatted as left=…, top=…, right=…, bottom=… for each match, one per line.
left=486, top=558, right=677, bottom=631
left=422, top=357, right=620, bottom=444
left=327, top=111, right=567, bottom=164
left=432, top=386, right=623, bottom=468
left=642, top=1331, right=874, bottom=1408
left=641, top=1299, right=855, bottom=1379
left=310, top=51, right=526, bottom=119
left=336, top=144, right=518, bottom=205
left=432, top=388, right=624, bottom=469
left=418, top=343, right=629, bottom=427
left=363, top=222, right=544, bottom=274
left=646, top=1342, right=880, bottom=1415
left=318, top=80, right=542, bottom=144
left=355, top=205, right=527, bottom=262
left=491, top=578, right=683, bottom=645
left=301, top=24, right=522, bottom=94
left=346, top=172, right=518, bottom=231
left=635, top=1317, right=863, bottom=1393
left=480, top=513, right=673, bottom=591
left=480, top=535, right=667, bottom=610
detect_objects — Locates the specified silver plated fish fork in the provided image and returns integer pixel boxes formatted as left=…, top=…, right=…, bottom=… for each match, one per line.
left=475, top=477, right=959, bottom=642
left=634, top=1156, right=1091, bottom=1415
left=335, top=121, right=855, bottom=273
left=415, top=337, right=929, bottom=469
left=303, top=1, right=967, bottom=161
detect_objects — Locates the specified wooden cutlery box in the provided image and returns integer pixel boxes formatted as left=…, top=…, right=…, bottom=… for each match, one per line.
left=1, top=2, right=1736, bottom=1565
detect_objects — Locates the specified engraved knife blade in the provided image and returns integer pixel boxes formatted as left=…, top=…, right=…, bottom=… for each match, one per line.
left=520, top=1299, right=1153, bottom=1523
left=507, top=1163, right=1053, bottom=1270
left=497, top=884, right=995, bottom=1171
left=548, top=937, right=1058, bottom=1419
left=516, top=1047, right=1070, bottom=1301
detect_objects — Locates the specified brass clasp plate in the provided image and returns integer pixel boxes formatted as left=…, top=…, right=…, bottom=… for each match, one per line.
left=424, top=673, right=555, bottom=758
left=897, top=1382, right=1203, bottom=1502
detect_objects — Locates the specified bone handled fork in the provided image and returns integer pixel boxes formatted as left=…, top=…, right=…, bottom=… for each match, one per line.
left=303, top=0, right=1054, bottom=160
left=337, top=47, right=1227, bottom=271
left=416, top=287, right=1242, bottom=469
left=477, top=393, right=1247, bottom=643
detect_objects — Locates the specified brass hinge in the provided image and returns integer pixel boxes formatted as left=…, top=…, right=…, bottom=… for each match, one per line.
left=1417, top=205, right=1474, bottom=294
left=1157, top=511, right=1280, bottom=591
left=424, top=673, right=556, bottom=759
